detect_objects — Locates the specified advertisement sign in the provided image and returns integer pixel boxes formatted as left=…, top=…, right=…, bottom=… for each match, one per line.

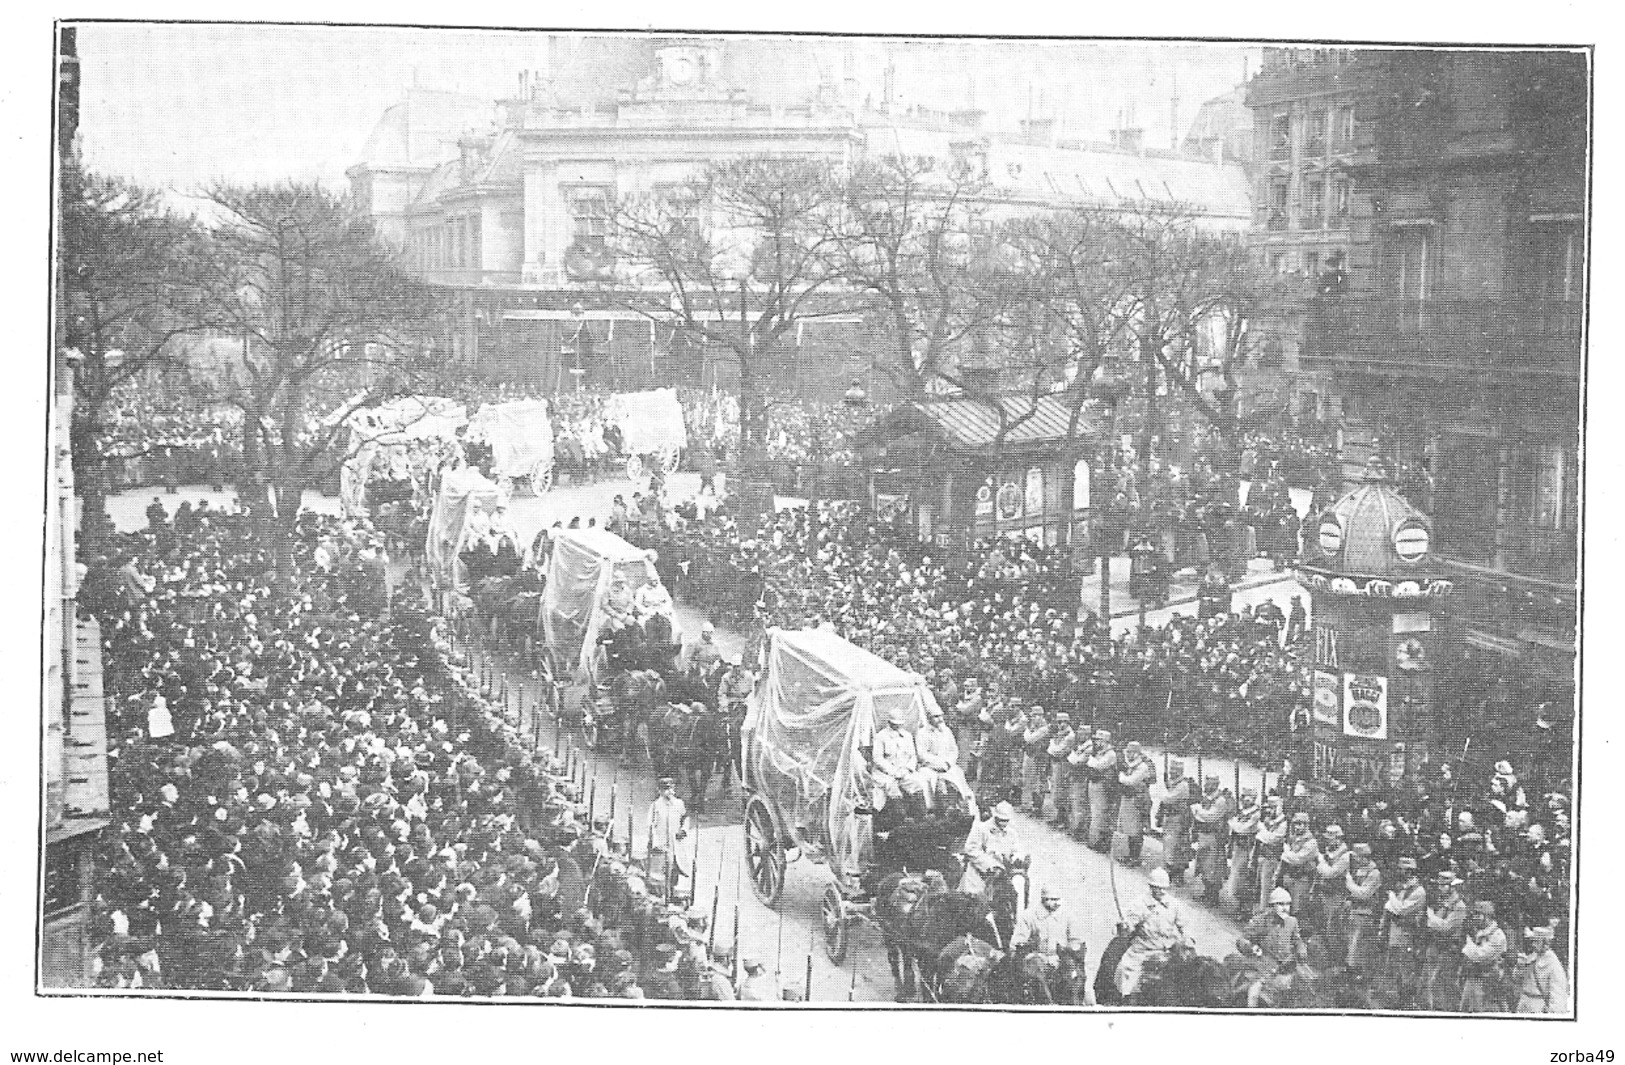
left=1312, top=670, right=1341, bottom=726
left=1343, top=672, right=1389, bottom=740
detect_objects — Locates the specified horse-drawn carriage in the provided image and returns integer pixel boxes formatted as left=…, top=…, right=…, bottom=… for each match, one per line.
left=466, top=399, right=556, bottom=496
left=541, top=525, right=680, bottom=705
left=338, top=396, right=466, bottom=561
left=742, top=629, right=1034, bottom=1001
left=607, top=388, right=687, bottom=482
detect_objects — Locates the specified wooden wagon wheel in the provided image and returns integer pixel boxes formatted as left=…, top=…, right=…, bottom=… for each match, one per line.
left=744, top=795, right=786, bottom=907
left=530, top=460, right=553, bottom=496
left=625, top=454, right=645, bottom=482
left=659, top=446, right=681, bottom=475
left=821, top=883, right=850, bottom=964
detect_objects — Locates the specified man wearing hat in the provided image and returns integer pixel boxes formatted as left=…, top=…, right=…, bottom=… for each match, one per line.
left=1344, top=842, right=1384, bottom=975
left=1116, top=742, right=1157, bottom=866
left=737, top=956, right=779, bottom=1002
left=1084, top=729, right=1118, bottom=851
left=1115, top=866, right=1193, bottom=1000
left=1236, top=886, right=1308, bottom=1007
left=1044, top=712, right=1078, bottom=827
left=1313, top=824, right=1352, bottom=938
left=1458, top=900, right=1509, bottom=1012
left=645, top=778, right=688, bottom=900
left=1064, top=727, right=1095, bottom=840
left=1511, top=924, right=1567, bottom=1013
left=1421, top=868, right=1468, bottom=1009
left=961, top=801, right=1027, bottom=896
left=1019, top=707, right=1053, bottom=816
left=871, top=707, right=928, bottom=817
left=1224, top=788, right=1261, bottom=913
left=1191, top=774, right=1233, bottom=905
left=1159, top=760, right=1195, bottom=882
left=1277, top=811, right=1320, bottom=917
left=915, top=703, right=966, bottom=812
left=1379, top=855, right=1427, bottom=1001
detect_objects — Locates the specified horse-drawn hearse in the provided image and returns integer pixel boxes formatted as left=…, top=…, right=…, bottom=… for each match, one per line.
left=465, top=399, right=556, bottom=497
left=607, top=388, right=687, bottom=483
left=741, top=628, right=1054, bottom=1003
left=338, top=395, right=466, bottom=560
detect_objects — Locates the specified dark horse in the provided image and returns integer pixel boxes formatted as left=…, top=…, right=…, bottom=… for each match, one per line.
left=1094, top=933, right=1235, bottom=1008
left=1018, top=944, right=1091, bottom=1006
left=873, top=873, right=1003, bottom=1003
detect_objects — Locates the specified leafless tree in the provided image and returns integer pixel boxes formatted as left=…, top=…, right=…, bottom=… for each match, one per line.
left=182, top=182, right=450, bottom=571
left=604, top=155, right=855, bottom=450
left=57, top=168, right=208, bottom=529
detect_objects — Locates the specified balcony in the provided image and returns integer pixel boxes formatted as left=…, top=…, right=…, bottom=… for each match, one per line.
left=1302, top=297, right=1582, bottom=383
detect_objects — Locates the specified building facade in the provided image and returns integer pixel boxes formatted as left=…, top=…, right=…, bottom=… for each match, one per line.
left=1251, top=48, right=1586, bottom=742
left=350, top=38, right=1253, bottom=402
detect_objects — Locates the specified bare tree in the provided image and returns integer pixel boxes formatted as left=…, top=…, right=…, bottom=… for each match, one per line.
left=604, top=155, right=854, bottom=450
left=183, top=182, right=450, bottom=571
left=836, top=154, right=1007, bottom=398
left=57, top=168, right=207, bottom=530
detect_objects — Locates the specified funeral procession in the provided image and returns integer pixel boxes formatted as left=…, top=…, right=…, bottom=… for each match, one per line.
left=41, top=27, right=1583, bottom=1020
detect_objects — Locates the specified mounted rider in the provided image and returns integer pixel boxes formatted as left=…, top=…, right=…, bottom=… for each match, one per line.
left=1115, top=866, right=1195, bottom=1000
left=960, top=801, right=1028, bottom=896
left=1235, top=886, right=1308, bottom=1007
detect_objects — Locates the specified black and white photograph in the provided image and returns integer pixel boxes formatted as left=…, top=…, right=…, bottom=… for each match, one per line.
left=17, top=7, right=1610, bottom=1059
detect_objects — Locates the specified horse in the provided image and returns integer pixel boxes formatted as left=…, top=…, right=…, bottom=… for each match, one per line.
left=1018, top=944, right=1091, bottom=1006
left=932, top=935, right=1019, bottom=1004
left=873, top=873, right=1002, bottom=1002
left=1095, top=934, right=1235, bottom=1008
left=672, top=706, right=730, bottom=816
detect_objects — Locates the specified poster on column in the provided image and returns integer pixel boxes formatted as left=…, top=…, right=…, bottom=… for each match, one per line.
left=1312, top=670, right=1341, bottom=726
left=1343, top=672, right=1388, bottom=740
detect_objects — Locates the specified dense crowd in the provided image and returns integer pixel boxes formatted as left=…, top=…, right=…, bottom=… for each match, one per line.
left=77, top=508, right=755, bottom=999
left=626, top=497, right=1571, bottom=1010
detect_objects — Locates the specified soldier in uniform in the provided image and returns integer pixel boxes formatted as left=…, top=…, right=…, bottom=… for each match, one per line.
left=1277, top=811, right=1321, bottom=917
left=1159, top=760, right=1194, bottom=883
left=1065, top=728, right=1095, bottom=840
left=1458, top=900, right=1508, bottom=1013
left=1020, top=706, right=1053, bottom=815
left=1344, top=842, right=1384, bottom=976
left=1190, top=774, right=1233, bottom=906
left=1421, top=869, right=1468, bottom=1010
left=645, top=778, right=688, bottom=899
left=1313, top=824, right=1352, bottom=941
left=1224, top=787, right=1261, bottom=913
left=1116, top=742, right=1157, bottom=866
left=1084, top=730, right=1119, bottom=852
left=1379, top=855, right=1427, bottom=1005
left=1045, top=712, right=1077, bottom=827
left=1256, top=797, right=1289, bottom=916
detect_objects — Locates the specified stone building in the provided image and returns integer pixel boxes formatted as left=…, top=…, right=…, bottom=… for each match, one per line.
left=1250, top=47, right=1585, bottom=742
left=349, top=37, right=1253, bottom=401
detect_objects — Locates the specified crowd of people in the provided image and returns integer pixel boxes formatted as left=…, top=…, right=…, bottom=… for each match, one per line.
left=77, top=505, right=764, bottom=999
left=624, top=494, right=1571, bottom=1011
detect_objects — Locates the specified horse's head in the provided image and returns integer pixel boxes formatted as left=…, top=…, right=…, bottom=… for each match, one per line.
left=888, top=875, right=927, bottom=917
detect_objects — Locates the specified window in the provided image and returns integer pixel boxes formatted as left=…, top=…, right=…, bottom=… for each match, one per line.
left=1270, top=112, right=1292, bottom=160
left=1304, top=251, right=1321, bottom=278
left=568, top=186, right=613, bottom=251
left=1337, top=107, right=1356, bottom=147
left=1270, top=252, right=1287, bottom=275
left=1268, top=178, right=1289, bottom=229
left=1332, top=178, right=1352, bottom=220
left=1395, top=228, right=1432, bottom=302
left=1303, top=178, right=1325, bottom=229
left=1306, top=109, right=1328, bottom=155
left=467, top=213, right=482, bottom=271
left=1530, top=223, right=1581, bottom=301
